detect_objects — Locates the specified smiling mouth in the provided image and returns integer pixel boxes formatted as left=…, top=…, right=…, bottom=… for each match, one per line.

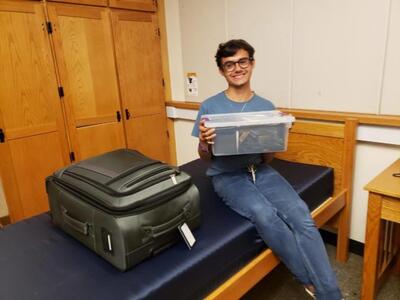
left=232, top=73, right=245, bottom=79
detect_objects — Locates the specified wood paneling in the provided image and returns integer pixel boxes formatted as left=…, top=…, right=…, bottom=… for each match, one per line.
left=290, top=120, right=345, bottom=138
left=9, top=132, right=66, bottom=217
left=108, top=0, right=156, bottom=12
left=76, top=122, right=125, bottom=160
left=158, top=0, right=176, bottom=164
left=47, top=3, right=126, bottom=160
left=111, top=10, right=162, bottom=116
left=47, top=0, right=108, bottom=6
left=111, top=9, right=169, bottom=162
left=275, top=129, right=344, bottom=195
left=0, top=2, right=66, bottom=140
left=124, top=113, right=169, bottom=162
left=0, top=141, right=23, bottom=222
left=0, top=1, right=70, bottom=221
left=157, top=0, right=171, bottom=102
left=75, top=114, right=117, bottom=127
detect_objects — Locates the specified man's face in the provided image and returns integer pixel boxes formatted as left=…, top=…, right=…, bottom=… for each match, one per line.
left=219, top=49, right=255, bottom=88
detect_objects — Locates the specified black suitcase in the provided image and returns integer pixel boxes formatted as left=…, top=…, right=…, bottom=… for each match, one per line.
left=46, top=149, right=201, bottom=271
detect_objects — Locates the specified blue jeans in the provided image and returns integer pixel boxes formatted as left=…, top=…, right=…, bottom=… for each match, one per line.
left=212, top=164, right=342, bottom=300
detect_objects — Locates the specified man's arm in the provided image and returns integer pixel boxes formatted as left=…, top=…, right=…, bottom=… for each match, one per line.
left=198, top=119, right=215, bottom=160
left=262, top=152, right=275, bottom=164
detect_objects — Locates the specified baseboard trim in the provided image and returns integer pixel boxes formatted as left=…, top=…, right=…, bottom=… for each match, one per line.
left=0, top=215, right=10, bottom=227
left=320, top=229, right=364, bottom=257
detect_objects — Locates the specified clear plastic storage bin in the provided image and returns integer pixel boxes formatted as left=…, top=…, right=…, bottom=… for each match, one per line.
left=202, top=110, right=295, bottom=156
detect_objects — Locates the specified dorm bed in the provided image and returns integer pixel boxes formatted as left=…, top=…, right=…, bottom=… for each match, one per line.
left=0, top=117, right=357, bottom=300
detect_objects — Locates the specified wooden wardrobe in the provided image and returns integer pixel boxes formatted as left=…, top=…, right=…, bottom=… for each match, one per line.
left=0, top=0, right=170, bottom=222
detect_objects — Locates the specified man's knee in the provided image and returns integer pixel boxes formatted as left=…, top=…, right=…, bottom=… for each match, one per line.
left=250, top=205, right=279, bottom=226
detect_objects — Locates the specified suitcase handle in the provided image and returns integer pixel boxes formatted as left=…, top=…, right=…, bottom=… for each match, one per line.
left=62, top=208, right=89, bottom=236
left=143, top=203, right=191, bottom=240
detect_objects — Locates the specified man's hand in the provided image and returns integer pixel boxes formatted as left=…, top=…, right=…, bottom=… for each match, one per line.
left=197, top=119, right=216, bottom=160
left=199, top=119, right=216, bottom=144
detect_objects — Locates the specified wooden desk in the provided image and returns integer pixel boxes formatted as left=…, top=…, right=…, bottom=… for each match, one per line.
left=362, top=159, right=400, bottom=300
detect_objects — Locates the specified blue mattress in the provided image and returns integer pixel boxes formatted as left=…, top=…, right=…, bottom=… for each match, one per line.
left=0, top=158, right=333, bottom=300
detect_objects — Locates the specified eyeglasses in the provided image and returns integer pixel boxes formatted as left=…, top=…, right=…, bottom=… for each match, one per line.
left=222, top=57, right=253, bottom=72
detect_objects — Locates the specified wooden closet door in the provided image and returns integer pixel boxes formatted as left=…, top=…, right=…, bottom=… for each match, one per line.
left=47, top=3, right=126, bottom=160
left=0, top=1, right=70, bottom=221
left=111, top=9, right=169, bottom=162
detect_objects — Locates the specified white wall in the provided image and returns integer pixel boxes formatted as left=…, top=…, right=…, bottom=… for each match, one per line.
left=174, top=120, right=199, bottom=165
left=172, top=0, right=400, bottom=116
left=178, top=0, right=227, bottom=101
left=227, top=0, right=293, bottom=107
left=164, top=0, right=186, bottom=101
left=291, top=0, right=389, bottom=113
left=381, top=0, right=400, bottom=115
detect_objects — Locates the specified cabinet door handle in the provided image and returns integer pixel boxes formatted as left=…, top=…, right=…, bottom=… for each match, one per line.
left=116, top=111, right=121, bottom=122
left=125, top=109, right=131, bottom=120
left=0, top=128, right=5, bottom=143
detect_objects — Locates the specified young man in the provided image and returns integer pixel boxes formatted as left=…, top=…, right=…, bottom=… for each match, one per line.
left=192, top=39, right=343, bottom=300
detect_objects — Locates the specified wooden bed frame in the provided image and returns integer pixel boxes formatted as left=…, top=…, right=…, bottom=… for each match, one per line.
left=206, top=115, right=358, bottom=300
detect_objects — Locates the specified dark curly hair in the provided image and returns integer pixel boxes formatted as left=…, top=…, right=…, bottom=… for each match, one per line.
left=215, top=39, right=255, bottom=69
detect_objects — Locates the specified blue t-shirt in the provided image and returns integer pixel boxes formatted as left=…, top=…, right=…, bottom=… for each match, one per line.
left=192, top=91, right=275, bottom=176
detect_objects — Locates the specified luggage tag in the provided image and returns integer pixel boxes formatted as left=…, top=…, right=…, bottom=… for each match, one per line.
left=178, top=222, right=196, bottom=250
left=170, top=174, right=178, bottom=185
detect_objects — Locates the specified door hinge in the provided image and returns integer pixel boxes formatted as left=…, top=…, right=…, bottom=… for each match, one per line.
left=116, top=111, right=121, bottom=122
left=0, top=129, right=5, bottom=143
left=69, top=151, right=75, bottom=162
left=46, top=22, right=53, bottom=34
left=155, top=27, right=160, bottom=38
left=58, top=86, right=64, bottom=98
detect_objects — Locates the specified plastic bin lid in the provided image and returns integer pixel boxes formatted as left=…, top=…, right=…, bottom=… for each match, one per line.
left=202, top=110, right=295, bottom=127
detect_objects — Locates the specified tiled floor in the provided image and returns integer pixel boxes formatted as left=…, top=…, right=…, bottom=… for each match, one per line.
left=242, top=244, right=400, bottom=300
